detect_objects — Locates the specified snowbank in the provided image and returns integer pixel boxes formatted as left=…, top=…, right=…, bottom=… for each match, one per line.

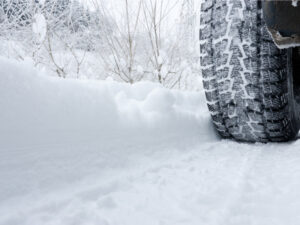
left=0, top=57, right=213, bottom=149
left=0, top=57, right=215, bottom=225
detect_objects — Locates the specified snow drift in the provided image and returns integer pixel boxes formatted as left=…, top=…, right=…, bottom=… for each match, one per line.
left=0, top=57, right=214, bottom=225
left=0, top=57, right=213, bottom=149
left=2, top=57, right=300, bottom=225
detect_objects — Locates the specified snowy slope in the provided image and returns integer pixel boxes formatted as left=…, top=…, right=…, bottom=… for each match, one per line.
left=1, top=58, right=300, bottom=225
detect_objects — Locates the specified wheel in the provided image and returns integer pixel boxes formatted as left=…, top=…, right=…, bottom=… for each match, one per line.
left=200, top=0, right=300, bottom=142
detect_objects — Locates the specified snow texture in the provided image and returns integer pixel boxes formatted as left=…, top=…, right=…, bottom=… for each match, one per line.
left=292, top=0, right=298, bottom=7
left=32, top=13, right=47, bottom=43
left=1, top=57, right=300, bottom=225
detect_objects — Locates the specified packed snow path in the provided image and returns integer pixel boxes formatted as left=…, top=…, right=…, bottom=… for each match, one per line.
left=1, top=58, right=300, bottom=225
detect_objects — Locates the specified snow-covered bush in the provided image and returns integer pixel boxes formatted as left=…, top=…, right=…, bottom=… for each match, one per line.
left=0, top=0, right=200, bottom=89
left=92, top=0, right=200, bottom=89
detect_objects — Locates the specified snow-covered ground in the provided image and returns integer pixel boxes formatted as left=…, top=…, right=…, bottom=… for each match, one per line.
left=1, top=57, right=300, bottom=225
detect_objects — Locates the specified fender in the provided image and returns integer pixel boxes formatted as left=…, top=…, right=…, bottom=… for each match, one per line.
left=262, top=0, right=300, bottom=48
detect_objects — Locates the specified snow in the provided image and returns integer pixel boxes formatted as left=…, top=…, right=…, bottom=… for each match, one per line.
left=292, top=0, right=298, bottom=7
left=157, top=56, right=163, bottom=65
left=1, top=57, right=300, bottom=225
left=32, top=13, right=47, bottom=43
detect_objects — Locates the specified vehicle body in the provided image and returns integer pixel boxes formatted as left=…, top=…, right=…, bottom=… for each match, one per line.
left=263, top=0, right=300, bottom=48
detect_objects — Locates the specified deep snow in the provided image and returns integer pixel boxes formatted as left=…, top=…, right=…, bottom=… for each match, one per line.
left=1, top=57, right=300, bottom=225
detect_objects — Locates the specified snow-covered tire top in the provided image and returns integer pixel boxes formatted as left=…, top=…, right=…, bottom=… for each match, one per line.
left=200, top=0, right=300, bottom=142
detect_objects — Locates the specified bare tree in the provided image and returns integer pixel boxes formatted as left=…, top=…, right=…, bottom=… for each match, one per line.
left=92, top=0, right=144, bottom=83
left=32, top=0, right=89, bottom=78
left=141, top=0, right=190, bottom=88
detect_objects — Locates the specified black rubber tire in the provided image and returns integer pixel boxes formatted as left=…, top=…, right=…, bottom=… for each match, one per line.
left=200, top=0, right=300, bottom=142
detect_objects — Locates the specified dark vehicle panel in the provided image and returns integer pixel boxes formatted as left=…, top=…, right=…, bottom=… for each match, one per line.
left=263, top=0, right=300, bottom=47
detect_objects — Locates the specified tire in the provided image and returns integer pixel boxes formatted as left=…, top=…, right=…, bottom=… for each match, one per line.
left=200, top=0, right=300, bottom=142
